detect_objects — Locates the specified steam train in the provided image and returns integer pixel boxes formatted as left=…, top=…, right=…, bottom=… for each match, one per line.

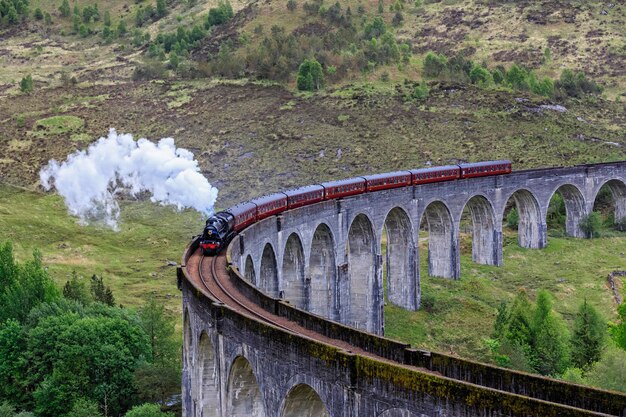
left=199, top=160, right=512, bottom=255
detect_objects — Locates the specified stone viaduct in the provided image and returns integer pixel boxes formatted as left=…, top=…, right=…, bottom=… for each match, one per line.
left=180, top=161, right=626, bottom=417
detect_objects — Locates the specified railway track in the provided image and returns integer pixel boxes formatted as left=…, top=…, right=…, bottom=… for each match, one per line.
left=196, top=251, right=293, bottom=332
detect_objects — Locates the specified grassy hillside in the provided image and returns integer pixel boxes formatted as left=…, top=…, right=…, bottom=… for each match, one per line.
left=0, top=184, right=198, bottom=322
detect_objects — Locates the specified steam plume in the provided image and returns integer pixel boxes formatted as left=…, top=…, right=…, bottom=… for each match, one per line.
left=40, top=129, right=218, bottom=229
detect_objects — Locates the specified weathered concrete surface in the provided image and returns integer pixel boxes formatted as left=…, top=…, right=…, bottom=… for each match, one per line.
left=232, top=161, right=626, bottom=333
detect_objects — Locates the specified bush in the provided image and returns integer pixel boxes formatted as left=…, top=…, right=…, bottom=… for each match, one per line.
left=205, top=0, right=233, bottom=28
left=579, top=211, right=602, bottom=238
left=469, top=66, right=491, bottom=85
left=19, top=75, right=33, bottom=93
left=34, top=8, right=43, bottom=20
left=506, top=208, right=519, bottom=229
left=287, top=0, right=297, bottom=11
left=556, top=69, right=603, bottom=98
left=59, top=0, right=71, bottom=17
left=411, top=82, right=429, bottom=101
left=124, top=404, right=173, bottom=417
left=296, top=58, right=324, bottom=91
left=132, top=60, right=167, bottom=81
left=423, top=52, right=447, bottom=78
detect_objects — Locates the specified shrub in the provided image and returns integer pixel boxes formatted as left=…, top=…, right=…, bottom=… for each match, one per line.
left=296, top=58, right=324, bottom=91
left=132, top=60, right=167, bottom=81
left=59, top=0, right=71, bottom=17
left=34, top=8, right=43, bottom=20
left=506, top=208, right=519, bottom=229
left=117, top=19, right=127, bottom=36
left=506, top=64, right=529, bottom=90
left=392, top=11, right=403, bottom=26
left=287, top=0, right=297, bottom=11
left=579, top=211, right=602, bottom=238
left=469, top=66, right=491, bottom=85
left=423, top=52, right=447, bottom=78
left=492, top=68, right=504, bottom=84
left=205, top=0, right=233, bottom=28
left=555, top=69, right=602, bottom=98
left=411, top=82, right=429, bottom=100
left=19, top=75, right=33, bottom=93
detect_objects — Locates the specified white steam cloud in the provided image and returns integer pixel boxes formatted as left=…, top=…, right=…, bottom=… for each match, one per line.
left=40, top=129, right=218, bottom=230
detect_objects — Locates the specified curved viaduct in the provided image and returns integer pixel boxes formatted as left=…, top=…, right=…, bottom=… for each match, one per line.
left=180, top=161, right=626, bottom=417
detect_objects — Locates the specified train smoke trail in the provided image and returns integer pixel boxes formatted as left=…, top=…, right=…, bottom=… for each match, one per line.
left=40, top=128, right=218, bottom=230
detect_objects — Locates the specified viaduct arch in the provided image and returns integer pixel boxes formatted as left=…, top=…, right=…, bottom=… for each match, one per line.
left=181, top=161, right=626, bottom=417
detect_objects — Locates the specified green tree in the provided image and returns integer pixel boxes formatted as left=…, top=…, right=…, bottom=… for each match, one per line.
left=30, top=306, right=150, bottom=417
left=66, top=398, right=103, bottom=417
left=531, top=290, right=570, bottom=376
left=63, top=272, right=91, bottom=306
left=79, top=23, right=89, bottom=38
left=205, top=0, right=233, bottom=28
left=138, top=297, right=178, bottom=365
left=506, top=291, right=533, bottom=348
left=423, top=52, right=447, bottom=78
left=363, top=16, right=386, bottom=39
left=584, top=344, right=626, bottom=393
left=134, top=297, right=180, bottom=404
left=169, top=51, right=179, bottom=69
left=469, top=66, right=491, bottom=85
left=156, top=0, right=167, bottom=17
left=492, top=301, right=509, bottom=339
left=19, top=75, right=33, bottom=93
left=90, top=275, right=115, bottom=306
left=571, top=299, right=606, bottom=370
left=506, top=64, right=529, bottom=90
left=59, top=0, right=71, bottom=17
left=296, top=58, right=324, bottom=91
left=579, top=211, right=602, bottom=238
left=117, top=19, right=127, bottom=36
left=0, top=402, right=15, bottom=417
left=0, top=244, right=58, bottom=323
left=134, top=363, right=180, bottom=405
left=34, top=7, right=43, bottom=20
left=609, top=303, right=626, bottom=351
left=0, top=320, right=29, bottom=407
left=124, top=404, right=173, bottom=417
left=103, top=10, right=111, bottom=26
left=44, top=12, right=52, bottom=25
left=72, top=13, right=81, bottom=32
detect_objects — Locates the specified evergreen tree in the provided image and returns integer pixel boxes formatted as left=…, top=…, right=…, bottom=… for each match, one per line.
left=59, top=0, right=71, bottom=17
left=505, top=291, right=533, bottom=348
left=571, top=299, right=606, bottom=370
left=156, top=0, right=167, bottom=17
left=90, top=275, right=115, bottom=306
left=34, top=7, right=43, bottom=20
left=103, top=10, right=111, bottom=26
left=117, top=18, right=127, bottom=36
left=530, top=291, right=570, bottom=376
left=296, top=58, right=324, bottom=91
left=492, top=301, right=509, bottom=339
left=62, top=272, right=91, bottom=306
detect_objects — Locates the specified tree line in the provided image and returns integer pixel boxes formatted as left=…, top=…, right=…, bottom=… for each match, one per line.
left=0, top=242, right=179, bottom=417
left=487, top=289, right=626, bottom=393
